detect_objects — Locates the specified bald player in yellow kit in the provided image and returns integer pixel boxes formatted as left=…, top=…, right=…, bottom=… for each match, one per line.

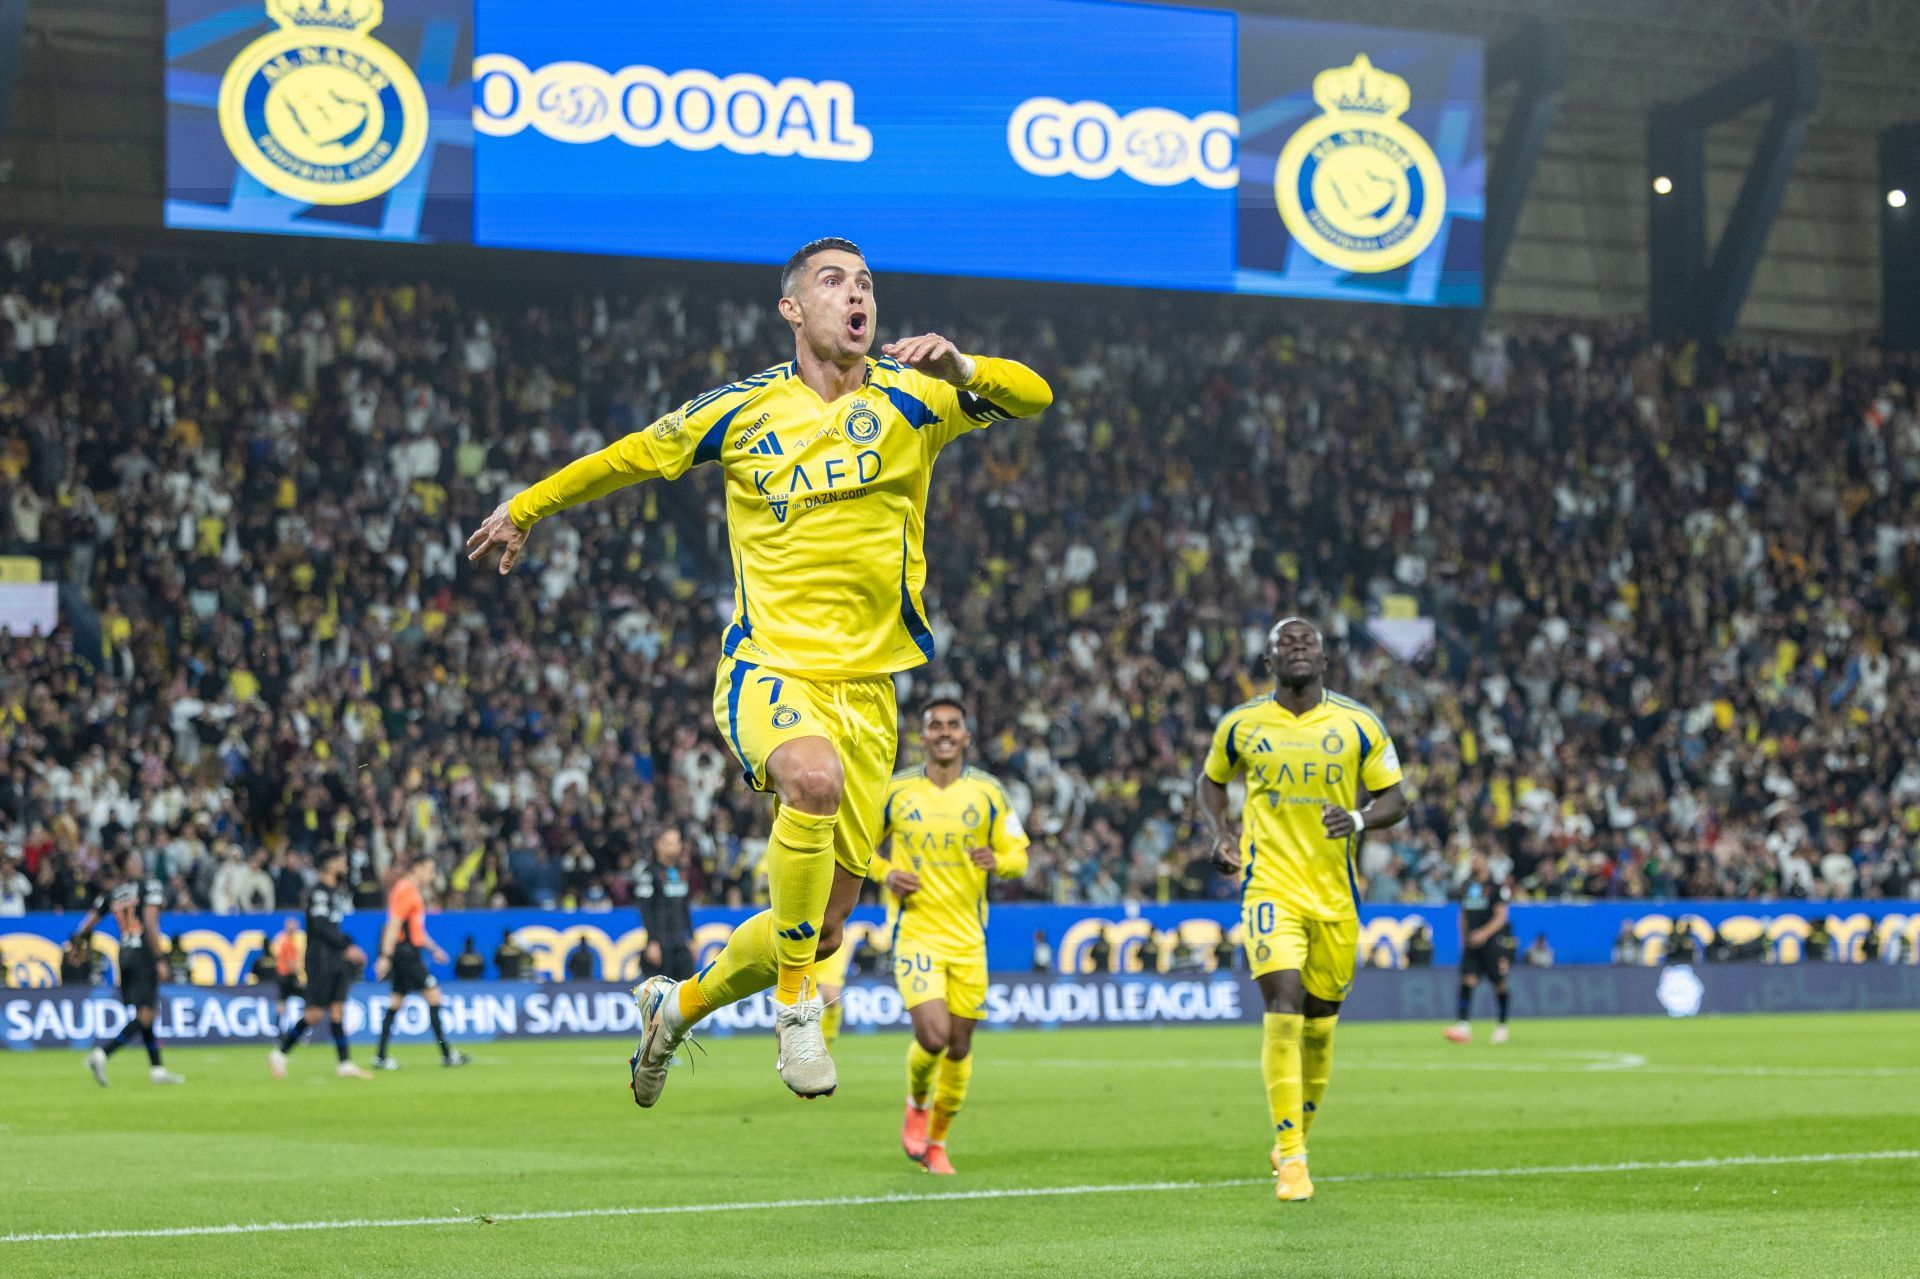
left=873, top=699, right=1027, bottom=1174
left=1197, top=618, right=1408, bottom=1203
left=466, top=239, right=1052, bottom=1104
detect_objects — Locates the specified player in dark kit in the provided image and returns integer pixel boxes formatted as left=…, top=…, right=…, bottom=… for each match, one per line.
left=372, top=855, right=469, bottom=1070
left=73, top=850, right=184, bottom=1086
left=1445, top=851, right=1513, bottom=1045
left=270, top=848, right=372, bottom=1079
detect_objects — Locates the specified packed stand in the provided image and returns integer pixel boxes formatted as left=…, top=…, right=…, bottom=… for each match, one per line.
left=0, top=236, right=1917, bottom=920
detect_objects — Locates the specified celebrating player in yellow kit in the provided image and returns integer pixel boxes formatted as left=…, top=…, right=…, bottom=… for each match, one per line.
left=466, top=239, right=1051, bottom=1104
left=873, top=699, right=1028, bottom=1174
left=1197, top=618, right=1407, bottom=1202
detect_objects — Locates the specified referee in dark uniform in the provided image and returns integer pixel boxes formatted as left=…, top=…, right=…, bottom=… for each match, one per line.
left=1445, top=851, right=1513, bottom=1045
left=634, top=827, right=697, bottom=981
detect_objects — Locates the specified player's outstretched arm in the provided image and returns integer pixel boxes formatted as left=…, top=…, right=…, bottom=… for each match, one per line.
left=466, top=430, right=672, bottom=575
left=883, top=333, right=1053, bottom=420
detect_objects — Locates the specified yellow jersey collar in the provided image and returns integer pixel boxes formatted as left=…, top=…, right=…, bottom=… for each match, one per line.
left=1268, top=690, right=1330, bottom=722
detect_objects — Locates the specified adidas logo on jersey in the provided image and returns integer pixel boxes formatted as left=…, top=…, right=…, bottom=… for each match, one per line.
left=747, top=433, right=785, bottom=456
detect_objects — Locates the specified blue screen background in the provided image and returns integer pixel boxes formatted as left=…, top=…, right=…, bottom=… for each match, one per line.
left=162, top=1, right=1486, bottom=305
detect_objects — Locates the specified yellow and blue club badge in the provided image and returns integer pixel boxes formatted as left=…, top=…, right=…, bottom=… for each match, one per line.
left=1275, top=54, right=1447, bottom=275
left=217, top=0, right=428, bottom=206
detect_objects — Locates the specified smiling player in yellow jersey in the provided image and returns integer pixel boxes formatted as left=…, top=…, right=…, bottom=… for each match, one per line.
left=872, top=699, right=1027, bottom=1174
left=467, top=239, right=1052, bottom=1105
left=1197, top=618, right=1408, bottom=1203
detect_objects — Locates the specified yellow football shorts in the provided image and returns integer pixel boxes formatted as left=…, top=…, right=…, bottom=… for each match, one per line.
left=1241, top=897, right=1360, bottom=1002
left=894, top=943, right=989, bottom=1020
left=712, top=655, right=897, bottom=878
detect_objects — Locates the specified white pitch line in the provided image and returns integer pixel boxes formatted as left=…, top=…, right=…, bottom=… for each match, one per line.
left=4, top=1150, right=1915, bottom=1246
left=1021, top=1055, right=1920, bottom=1079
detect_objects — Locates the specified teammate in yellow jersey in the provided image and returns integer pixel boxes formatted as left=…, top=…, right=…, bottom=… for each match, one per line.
left=872, top=699, right=1028, bottom=1175
left=1196, top=618, right=1408, bottom=1203
left=466, top=238, right=1052, bottom=1104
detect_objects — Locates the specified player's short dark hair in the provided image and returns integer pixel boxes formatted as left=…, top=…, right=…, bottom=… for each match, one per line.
left=408, top=853, right=435, bottom=871
left=781, top=236, right=864, bottom=297
left=921, top=697, right=971, bottom=729
left=1269, top=616, right=1323, bottom=642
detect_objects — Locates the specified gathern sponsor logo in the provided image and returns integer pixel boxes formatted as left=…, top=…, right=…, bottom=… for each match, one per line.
left=732, top=411, right=772, bottom=450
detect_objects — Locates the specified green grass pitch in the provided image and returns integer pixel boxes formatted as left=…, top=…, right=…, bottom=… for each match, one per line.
left=4, top=1011, right=1916, bottom=1277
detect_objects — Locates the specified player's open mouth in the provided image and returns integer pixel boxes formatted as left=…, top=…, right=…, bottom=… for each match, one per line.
left=847, top=311, right=868, bottom=338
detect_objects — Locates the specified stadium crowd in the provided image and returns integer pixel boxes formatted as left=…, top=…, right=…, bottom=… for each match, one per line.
left=1, top=236, right=1917, bottom=919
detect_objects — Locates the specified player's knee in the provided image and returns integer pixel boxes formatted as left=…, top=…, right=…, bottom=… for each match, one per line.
left=915, top=1023, right=948, bottom=1054
left=779, top=755, right=845, bottom=814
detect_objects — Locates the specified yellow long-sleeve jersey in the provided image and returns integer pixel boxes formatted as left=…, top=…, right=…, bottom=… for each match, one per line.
left=874, top=766, right=1030, bottom=957
left=509, top=355, right=1052, bottom=678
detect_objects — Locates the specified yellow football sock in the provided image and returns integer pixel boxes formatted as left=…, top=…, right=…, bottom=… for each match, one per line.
left=820, top=999, right=844, bottom=1050
left=1262, top=1012, right=1306, bottom=1157
left=685, top=911, right=776, bottom=1025
left=767, top=806, right=838, bottom=1005
left=676, top=977, right=714, bottom=1025
left=1301, top=1015, right=1338, bottom=1136
left=928, top=1052, right=973, bottom=1143
left=907, top=1040, right=943, bottom=1108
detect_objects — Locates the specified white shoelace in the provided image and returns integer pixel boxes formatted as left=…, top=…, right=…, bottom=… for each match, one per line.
left=776, top=994, right=827, bottom=1065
